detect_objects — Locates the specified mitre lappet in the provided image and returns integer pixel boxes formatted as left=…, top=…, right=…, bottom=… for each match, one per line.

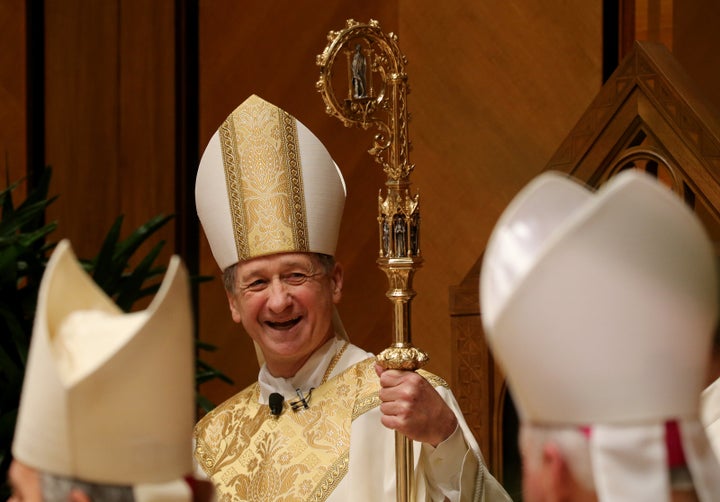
left=12, top=239, right=195, bottom=501
left=480, top=169, right=720, bottom=501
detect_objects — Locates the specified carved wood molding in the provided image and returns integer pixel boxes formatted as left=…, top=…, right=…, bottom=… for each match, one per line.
left=547, top=42, right=720, bottom=195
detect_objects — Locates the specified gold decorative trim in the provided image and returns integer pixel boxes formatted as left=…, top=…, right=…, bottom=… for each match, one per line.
left=193, top=436, right=215, bottom=472
left=219, top=97, right=310, bottom=261
left=309, top=452, right=350, bottom=502
left=219, top=119, right=249, bottom=260
left=417, top=369, right=449, bottom=389
left=279, top=107, right=309, bottom=251
left=321, top=341, right=349, bottom=384
left=353, top=393, right=382, bottom=420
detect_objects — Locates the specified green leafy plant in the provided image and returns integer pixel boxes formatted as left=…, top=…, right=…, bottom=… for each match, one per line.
left=0, top=169, right=231, bottom=498
left=0, top=169, right=57, bottom=500
left=87, top=213, right=176, bottom=310
left=83, top=213, right=233, bottom=414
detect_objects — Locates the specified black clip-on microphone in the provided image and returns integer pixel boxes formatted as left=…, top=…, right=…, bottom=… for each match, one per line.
left=269, top=392, right=284, bottom=416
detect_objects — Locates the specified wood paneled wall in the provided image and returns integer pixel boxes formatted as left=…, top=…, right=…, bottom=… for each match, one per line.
left=0, top=1, right=716, bottom=451
left=0, top=3, right=27, bottom=196
left=42, top=0, right=177, bottom=262
left=0, top=1, right=602, bottom=410
left=674, top=1, right=720, bottom=113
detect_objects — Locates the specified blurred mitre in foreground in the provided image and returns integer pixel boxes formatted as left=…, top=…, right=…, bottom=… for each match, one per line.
left=481, top=169, right=720, bottom=500
left=12, top=239, right=195, bottom=501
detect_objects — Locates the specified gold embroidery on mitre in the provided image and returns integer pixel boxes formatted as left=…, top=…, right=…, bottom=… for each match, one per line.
left=220, top=96, right=309, bottom=261
left=194, top=358, right=380, bottom=501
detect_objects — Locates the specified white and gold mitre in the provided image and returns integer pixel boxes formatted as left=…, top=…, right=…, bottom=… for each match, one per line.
left=12, top=240, right=195, bottom=489
left=196, top=94, right=347, bottom=270
left=481, top=170, right=720, bottom=500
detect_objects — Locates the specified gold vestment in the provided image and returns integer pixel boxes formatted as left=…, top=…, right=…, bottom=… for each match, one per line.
left=194, top=356, right=449, bottom=501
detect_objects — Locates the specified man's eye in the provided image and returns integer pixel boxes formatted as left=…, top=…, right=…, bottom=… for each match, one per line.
left=243, top=279, right=267, bottom=292
left=283, top=273, right=310, bottom=286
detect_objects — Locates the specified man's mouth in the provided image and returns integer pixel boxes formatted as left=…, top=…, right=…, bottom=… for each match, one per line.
left=265, top=317, right=301, bottom=330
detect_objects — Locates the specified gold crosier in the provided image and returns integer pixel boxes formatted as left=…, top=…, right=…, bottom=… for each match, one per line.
left=316, top=19, right=428, bottom=502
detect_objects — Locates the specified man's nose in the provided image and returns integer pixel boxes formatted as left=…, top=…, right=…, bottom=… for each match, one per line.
left=266, top=278, right=292, bottom=311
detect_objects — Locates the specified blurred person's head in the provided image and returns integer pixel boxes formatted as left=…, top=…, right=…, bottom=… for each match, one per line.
left=481, top=170, right=720, bottom=501
left=10, top=240, right=199, bottom=502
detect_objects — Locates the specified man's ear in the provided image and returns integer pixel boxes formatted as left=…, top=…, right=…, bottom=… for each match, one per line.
left=542, top=442, right=576, bottom=500
left=226, top=289, right=242, bottom=324
left=331, top=262, right=344, bottom=303
left=67, top=488, right=91, bottom=502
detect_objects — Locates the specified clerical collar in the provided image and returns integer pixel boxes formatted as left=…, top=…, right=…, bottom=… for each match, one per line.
left=257, top=336, right=347, bottom=405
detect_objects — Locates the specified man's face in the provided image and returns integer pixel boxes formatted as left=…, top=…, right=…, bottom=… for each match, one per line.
left=8, top=460, right=42, bottom=502
left=518, top=425, right=597, bottom=502
left=226, top=252, right=343, bottom=378
left=518, top=424, right=553, bottom=502
left=521, top=450, right=545, bottom=502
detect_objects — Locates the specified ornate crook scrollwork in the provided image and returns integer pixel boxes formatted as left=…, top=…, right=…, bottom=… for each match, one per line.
left=316, top=19, right=414, bottom=183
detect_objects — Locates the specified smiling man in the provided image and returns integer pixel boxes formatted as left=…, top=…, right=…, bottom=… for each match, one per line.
left=192, top=95, right=510, bottom=501
left=225, top=252, right=342, bottom=378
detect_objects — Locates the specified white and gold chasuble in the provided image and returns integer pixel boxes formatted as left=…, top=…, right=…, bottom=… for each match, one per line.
left=194, top=339, right=511, bottom=502
left=195, top=355, right=379, bottom=501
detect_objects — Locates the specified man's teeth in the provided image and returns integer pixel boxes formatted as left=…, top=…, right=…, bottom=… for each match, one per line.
left=267, top=318, right=300, bottom=329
